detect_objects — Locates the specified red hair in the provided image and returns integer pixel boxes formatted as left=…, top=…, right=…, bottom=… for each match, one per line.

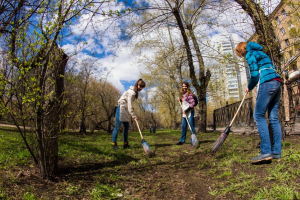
left=235, top=42, right=247, bottom=57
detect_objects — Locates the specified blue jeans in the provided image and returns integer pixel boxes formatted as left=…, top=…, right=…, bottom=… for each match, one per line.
left=112, top=106, right=129, bottom=144
left=254, top=80, right=282, bottom=155
left=180, top=110, right=196, bottom=143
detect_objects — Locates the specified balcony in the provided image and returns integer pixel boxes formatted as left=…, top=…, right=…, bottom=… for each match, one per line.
left=289, top=70, right=300, bottom=82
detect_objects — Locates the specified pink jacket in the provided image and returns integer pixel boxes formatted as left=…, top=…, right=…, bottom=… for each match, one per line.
left=182, top=92, right=195, bottom=112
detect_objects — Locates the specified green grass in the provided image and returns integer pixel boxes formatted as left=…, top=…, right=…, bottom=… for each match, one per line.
left=0, top=130, right=31, bottom=170
left=0, top=127, right=300, bottom=199
left=89, top=183, right=123, bottom=200
left=254, top=184, right=300, bottom=200
left=23, top=192, right=36, bottom=200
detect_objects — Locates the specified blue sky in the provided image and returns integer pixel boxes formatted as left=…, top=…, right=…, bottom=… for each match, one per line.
left=60, top=0, right=280, bottom=94
left=121, top=80, right=136, bottom=91
left=61, top=0, right=148, bottom=93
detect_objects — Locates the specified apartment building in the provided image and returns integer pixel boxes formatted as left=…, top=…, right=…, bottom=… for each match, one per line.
left=271, top=0, right=300, bottom=71
left=218, top=33, right=249, bottom=101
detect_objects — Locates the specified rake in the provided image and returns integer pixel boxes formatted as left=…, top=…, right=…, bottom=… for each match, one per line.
left=179, top=101, right=198, bottom=147
left=211, top=93, right=247, bottom=153
left=135, top=120, right=154, bottom=156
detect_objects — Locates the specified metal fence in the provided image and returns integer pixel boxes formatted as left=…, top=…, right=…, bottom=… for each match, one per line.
left=285, top=79, right=300, bottom=134
left=213, top=97, right=254, bottom=128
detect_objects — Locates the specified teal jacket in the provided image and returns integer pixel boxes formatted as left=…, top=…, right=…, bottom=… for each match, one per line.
left=246, top=42, right=280, bottom=90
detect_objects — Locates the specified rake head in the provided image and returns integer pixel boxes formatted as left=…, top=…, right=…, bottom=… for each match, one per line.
left=141, top=139, right=155, bottom=157
left=191, top=134, right=198, bottom=147
left=211, top=126, right=231, bottom=153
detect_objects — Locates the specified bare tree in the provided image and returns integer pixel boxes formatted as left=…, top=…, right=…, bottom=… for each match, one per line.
left=91, top=79, right=121, bottom=133
left=123, top=0, right=234, bottom=132
left=0, top=0, right=114, bottom=179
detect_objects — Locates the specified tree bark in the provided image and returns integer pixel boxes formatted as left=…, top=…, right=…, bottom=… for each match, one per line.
left=42, top=44, right=68, bottom=178
left=187, top=23, right=211, bottom=132
left=48, top=47, right=68, bottom=175
left=79, top=116, right=87, bottom=133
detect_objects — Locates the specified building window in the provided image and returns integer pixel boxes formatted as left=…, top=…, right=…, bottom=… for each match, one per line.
left=276, top=17, right=281, bottom=25
left=279, top=44, right=282, bottom=52
left=281, top=56, right=285, bottom=64
left=289, top=0, right=295, bottom=9
left=288, top=20, right=294, bottom=28
left=282, top=9, right=287, bottom=18
left=281, top=28, right=286, bottom=35
left=285, top=39, right=290, bottom=47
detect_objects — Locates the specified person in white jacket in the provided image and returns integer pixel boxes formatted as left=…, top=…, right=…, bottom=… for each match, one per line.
left=112, top=79, right=146, bottom=150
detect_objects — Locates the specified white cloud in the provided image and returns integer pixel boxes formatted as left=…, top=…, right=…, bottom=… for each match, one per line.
left=64, top=42, right=142, bottom=92
left=61, top=0, right=282, bottom=94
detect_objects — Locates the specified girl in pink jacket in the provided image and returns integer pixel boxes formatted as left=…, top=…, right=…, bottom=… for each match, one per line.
left=176, top=81, right=197, bottom=145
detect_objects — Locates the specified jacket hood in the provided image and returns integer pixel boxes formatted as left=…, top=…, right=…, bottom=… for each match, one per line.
left=246, top=41, right=263, bottom=52
left=129, top=86, right=135, bottom=91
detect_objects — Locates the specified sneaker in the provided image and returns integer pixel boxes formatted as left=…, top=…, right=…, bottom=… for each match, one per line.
left=272, top=154, right=281, bottom=159
left=251, top=153, right=272, bottom=163
left=123, top=144, right=132, bottom=149
left=176, top=141, right=184, bottom=145
left=112, top=145, right=120, bottom=150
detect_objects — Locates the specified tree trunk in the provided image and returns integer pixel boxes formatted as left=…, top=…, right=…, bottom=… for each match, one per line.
left=41, top=44, right=68, bottom=179
left=107, top=116, right=112, bottom=133
left=150, top=112, right=157, bottom=127
left=187, top=24, right=211, bottom=132
left=172, top=8, right=211, bottom=132
left=36, top=57, right=50, bottom=179
left=47, top=47, right=68, bottom=175
left=79, top=117, right=86, bottom=133
left=172, top=8, right=197, bottom=89
left=36, top=109, right=46, bottom=178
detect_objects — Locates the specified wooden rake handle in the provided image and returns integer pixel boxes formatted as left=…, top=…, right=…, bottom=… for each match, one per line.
left=135, top=120, right=144, bottom=140
left=229, top=93, right=247, bottom=127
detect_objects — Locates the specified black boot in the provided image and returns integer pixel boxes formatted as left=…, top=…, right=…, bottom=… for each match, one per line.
left=112, top=143, right=120, bottom=150
left=176, top=141, right=184, bottom=145
left=123, top=142, right=131, bottom=149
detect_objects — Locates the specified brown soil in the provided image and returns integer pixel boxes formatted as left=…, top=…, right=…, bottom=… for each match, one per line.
left=1, top=132, right=300, bottom=199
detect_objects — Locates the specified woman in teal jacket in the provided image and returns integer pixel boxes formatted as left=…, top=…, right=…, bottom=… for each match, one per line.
left=235, top=41, right=282, bottom=163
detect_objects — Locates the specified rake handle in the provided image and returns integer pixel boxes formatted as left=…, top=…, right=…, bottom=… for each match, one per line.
left=229, top=92, right=247, bottom=127
left=178, top=100, right=193, bottom=133
left=135, top=120, right=144, bottom=140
